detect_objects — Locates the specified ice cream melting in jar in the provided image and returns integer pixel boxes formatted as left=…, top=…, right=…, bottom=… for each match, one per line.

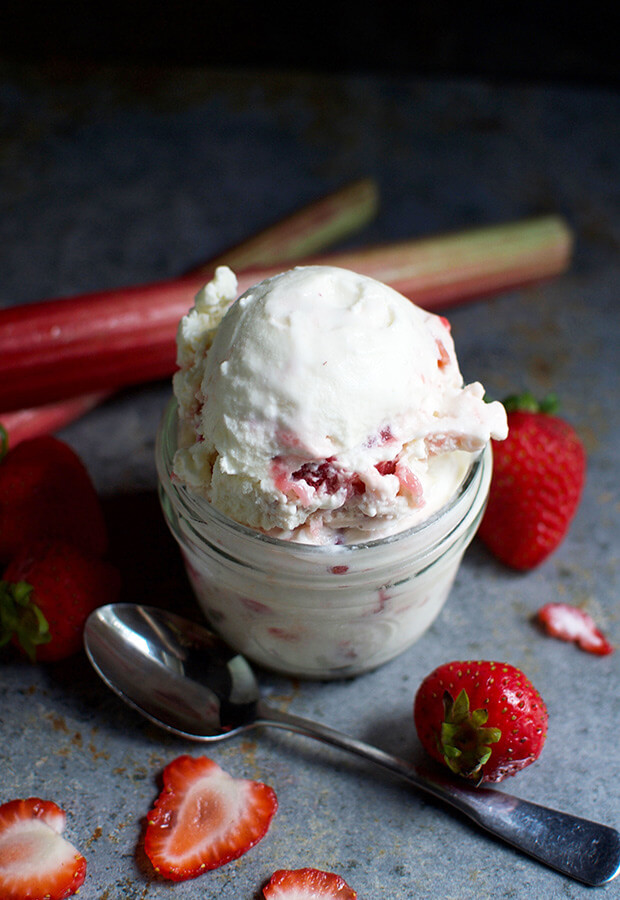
left=156, top=265, right=507, bottom=678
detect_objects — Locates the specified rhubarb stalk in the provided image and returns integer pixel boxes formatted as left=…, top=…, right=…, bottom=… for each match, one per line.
left=0, top=215, right=572, bottom=414
left=0, top=179, right=379, bottom=428
left=193, top=177, right=379, bottom=273
left=0, top=393, right=110, bottom=452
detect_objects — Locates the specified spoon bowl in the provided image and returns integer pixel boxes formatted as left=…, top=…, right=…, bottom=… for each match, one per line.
left=84, top=603, right=260, bottom=740
left=84, top=603, right=620, bottom=887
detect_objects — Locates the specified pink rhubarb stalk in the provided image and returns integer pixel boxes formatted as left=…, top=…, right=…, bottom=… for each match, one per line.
left=0, top=392, right=110, bottom=454
left=0, top=214, right=572, bottom=414
left=0, top=179, right=378, bottom=427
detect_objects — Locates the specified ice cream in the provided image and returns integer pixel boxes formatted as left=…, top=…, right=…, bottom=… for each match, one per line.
left=156, top=263, right=507, bottom=677
left=172, top=265, right=507, bottom=545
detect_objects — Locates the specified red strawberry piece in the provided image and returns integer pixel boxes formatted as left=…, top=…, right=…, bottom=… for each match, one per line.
left=144, top=755, right=277, bottom=881
left=272, top=457, right=365, bottom=505
left=375, top=459, right=397, bottom=476
left=292, top=460, right=342, bottom=493
left=0, top=797, right=87, bottom=900
left=291, top=460, right=365, bottom=500
left=477, top=393, right=586, bottom=570
left=0, top=435, right=108, bottom=564
left=413, top=660, right=548, bottom=783
left=435, top=338, right=451, bottom=369
left=263, top=867, right=357, bottom=899
left=0, top=539, right=121, bottom=662
left=536, top=602, right=614, bottom=655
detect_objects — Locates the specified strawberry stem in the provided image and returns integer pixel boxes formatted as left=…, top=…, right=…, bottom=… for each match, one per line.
left=0, top=214, right=572, bottom=414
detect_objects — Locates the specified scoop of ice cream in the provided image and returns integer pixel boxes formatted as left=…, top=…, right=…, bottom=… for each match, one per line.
left=173, top=265, right=507, bottom=543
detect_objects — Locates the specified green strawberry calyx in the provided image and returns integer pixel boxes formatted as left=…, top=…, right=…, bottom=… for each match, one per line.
left=0, top=423, right=8, bottom=461
left=438, top=689, right=501, bottom=781
left=502, top=391, right=559, bottom=415
left=0, top=579, right=52, bottom=662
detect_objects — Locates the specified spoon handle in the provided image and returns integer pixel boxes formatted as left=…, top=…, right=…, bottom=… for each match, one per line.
left=257, top=701, right=620, bottom=886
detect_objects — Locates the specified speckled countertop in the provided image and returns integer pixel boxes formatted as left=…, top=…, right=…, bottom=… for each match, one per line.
left=1, top=63, right=619, bottom=899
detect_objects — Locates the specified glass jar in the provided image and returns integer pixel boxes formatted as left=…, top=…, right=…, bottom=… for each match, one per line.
left=156, top=399, right=492, bottom=680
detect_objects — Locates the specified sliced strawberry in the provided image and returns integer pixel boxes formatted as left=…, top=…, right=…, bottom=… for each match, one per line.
left=144, top=755, right=277, bottom=881
left=0, top=797, right=87, bottom=900
left=263, top=867, right=357, bottom=899
left=536, top=602, right=614, bottom=656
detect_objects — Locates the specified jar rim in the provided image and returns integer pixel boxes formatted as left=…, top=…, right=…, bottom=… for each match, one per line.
left=156, top=397, right=491, bottom=556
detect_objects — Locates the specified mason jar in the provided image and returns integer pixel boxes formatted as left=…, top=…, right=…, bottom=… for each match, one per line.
left=156, top=398, right=492, bottom=680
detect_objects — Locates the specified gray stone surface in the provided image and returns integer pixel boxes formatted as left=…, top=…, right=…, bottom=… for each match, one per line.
left=1, top=64, right=618, bottom=899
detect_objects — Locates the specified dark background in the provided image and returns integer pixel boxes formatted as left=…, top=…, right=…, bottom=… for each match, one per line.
left=1, top=1, right=618, bottom=87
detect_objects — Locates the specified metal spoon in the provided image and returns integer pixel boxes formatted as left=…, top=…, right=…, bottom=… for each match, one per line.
left=84, top=603, right=620, bottom=887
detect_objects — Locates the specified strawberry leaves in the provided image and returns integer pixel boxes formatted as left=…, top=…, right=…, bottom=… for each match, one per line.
left=438, top=688, right=501, bottom=780
left=0, top=578, right=52, bottom=661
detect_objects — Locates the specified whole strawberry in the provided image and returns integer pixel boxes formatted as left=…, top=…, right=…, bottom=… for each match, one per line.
left=0, top=435, right=108, bottom=565
left=0, top=539, right=121, bottom=662
left=477, top=393, right=586, bottom=570
left=413, top=660, right=548, bottom=783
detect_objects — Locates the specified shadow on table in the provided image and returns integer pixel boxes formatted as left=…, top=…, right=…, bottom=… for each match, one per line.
left=102, top=488, right=196, bottom=618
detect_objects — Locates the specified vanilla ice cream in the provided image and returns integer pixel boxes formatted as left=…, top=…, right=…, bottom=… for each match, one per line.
left=172, top=265, right=507, bottom=545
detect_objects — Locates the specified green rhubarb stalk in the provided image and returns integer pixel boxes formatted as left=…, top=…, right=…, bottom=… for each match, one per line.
left=307, top=214, right=573, bottom=307
left=0, top=214, right=572, bottom=414
left=192, top=177, right=379, bottom=273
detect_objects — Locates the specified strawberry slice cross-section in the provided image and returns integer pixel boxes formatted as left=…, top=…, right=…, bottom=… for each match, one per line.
left=537, top=602, right=614, bottom=655
left=144, top=754, right=278, bottom=881
left=0, top=797, right=87, bottom=900
left=263, top=867, right=358, bottom=898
